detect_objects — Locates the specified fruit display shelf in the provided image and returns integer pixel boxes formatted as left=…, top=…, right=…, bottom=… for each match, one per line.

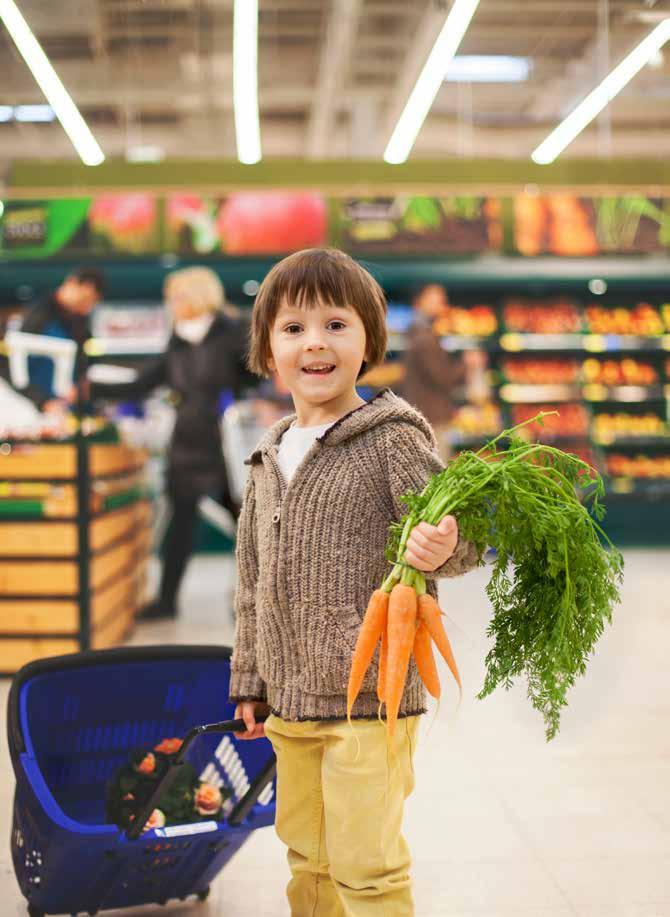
left=399, top=298, right=670, bottom=512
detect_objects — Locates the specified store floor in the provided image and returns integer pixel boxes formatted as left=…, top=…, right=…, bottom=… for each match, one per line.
left=2, top=549, right=669, bottom=917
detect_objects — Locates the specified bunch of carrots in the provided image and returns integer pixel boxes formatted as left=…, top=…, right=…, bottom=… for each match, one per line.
left=347, top=578, right=460, bottom=739
left=347, top=411, right=623, bottom=742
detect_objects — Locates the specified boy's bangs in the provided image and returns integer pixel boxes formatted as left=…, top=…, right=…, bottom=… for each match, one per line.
left=277, top=256, right=355, bottom=313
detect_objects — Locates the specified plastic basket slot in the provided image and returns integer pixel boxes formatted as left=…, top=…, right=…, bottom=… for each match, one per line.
left=164, top=682, right=185, bottom=713
left=198, top=762, right=224, bottom=790
left=62, top=693, right=81, bottom=722
left=214, top=736, right=250, bottom=802
left=12, top=798, right=44, bottom=893
left=137, top=855, right=180, bottom=872
left=258, top=782, right=274, bottom=805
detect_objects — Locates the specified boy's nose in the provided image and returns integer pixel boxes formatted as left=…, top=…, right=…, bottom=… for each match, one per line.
left=304, top=338, right=326, bottom=351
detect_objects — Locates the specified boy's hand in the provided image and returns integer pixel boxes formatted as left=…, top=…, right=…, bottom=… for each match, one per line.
left=405, top=516, right=458, bottom=573
left=233, top=700, right=271, bottom=740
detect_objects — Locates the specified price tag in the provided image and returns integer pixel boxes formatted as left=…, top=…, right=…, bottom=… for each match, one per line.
left=583, top=384, right=608, bottom=401
left=593, top=433, right=615, bottom=446
left=584, top=335, right=606, bottom=352
left=662, top=335, right=670, bottom=351
left=499, top=333, right=523, bottom=352
left=154, top=821, right=218, bottom=838
left=611, top=478, right=634, bottom=494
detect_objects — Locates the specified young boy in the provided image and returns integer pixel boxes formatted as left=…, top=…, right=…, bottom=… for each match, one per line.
left=230, top=248, right=478, bottom=916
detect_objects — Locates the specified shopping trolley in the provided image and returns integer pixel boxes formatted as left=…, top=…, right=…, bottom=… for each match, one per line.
left=220, top=401, right=269, bottom=507
left=7, top=645, right=276, bottom=916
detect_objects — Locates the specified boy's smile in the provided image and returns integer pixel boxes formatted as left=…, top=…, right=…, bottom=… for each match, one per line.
left=268, top=298, right=369, bottom=425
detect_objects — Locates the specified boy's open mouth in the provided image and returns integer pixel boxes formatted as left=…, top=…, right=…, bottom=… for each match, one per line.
left=302, top=363, right=336, bottom=375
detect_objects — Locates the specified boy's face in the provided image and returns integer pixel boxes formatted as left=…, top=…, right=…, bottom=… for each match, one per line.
left=268, top=297, right=368, bottom=412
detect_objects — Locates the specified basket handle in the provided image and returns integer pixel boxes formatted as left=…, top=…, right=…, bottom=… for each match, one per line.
left=126, top=716, right=274, bottom=840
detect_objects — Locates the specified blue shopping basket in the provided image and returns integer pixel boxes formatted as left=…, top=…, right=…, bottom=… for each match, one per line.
left=7, top=645, right=276, bottom=917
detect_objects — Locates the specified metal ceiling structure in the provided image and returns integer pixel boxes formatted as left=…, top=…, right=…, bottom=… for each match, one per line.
left=0, top=0, right=669, bottom=164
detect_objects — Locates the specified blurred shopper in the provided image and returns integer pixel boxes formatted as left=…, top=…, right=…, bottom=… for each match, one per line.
left=7, top=267, right=105, bottom=413
left=402, top=283, right=486, bottom=459
left=91, top=267, right=254, bottom=620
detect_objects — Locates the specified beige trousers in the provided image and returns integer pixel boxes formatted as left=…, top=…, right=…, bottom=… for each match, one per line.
left=263, top=712, right=420, bottom=917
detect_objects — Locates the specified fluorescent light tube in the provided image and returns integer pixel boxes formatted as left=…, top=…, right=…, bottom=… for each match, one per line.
left=445, top=55, right=530, bottom=83
left=384, top=0, right=481, bottom=164
left=0, top=0, right=104, bottom=165
left=233, top=0, right=261, bottom=164
left=0, top=105, right=13, bottom=121
left=126, top=144, right=165, bottom=163
left=532, top=18, right=670, bottom=164
left=14, top=104, right=55, bottom=122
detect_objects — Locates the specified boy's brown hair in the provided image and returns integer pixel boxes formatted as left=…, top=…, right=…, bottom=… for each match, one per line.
left=248, top=248, right=388, bottom=378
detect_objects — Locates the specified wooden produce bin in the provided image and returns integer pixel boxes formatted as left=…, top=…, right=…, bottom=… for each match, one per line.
left=0, top=437, right=153, bottom=674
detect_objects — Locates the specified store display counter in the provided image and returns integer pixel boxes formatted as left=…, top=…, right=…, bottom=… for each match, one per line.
left=0, top=438, right=152, bottom=674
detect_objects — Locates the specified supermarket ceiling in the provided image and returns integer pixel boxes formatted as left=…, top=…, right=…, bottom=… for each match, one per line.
left=1, top=0, right=670, bottom=163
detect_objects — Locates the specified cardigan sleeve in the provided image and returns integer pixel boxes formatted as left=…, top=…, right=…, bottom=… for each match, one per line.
left=384, top=422, right=481, bottom=579
left=228, top=472, right=267, bottom=702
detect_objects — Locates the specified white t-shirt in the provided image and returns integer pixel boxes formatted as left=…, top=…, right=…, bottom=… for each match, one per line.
left=277, top=420, right=335, bottom=484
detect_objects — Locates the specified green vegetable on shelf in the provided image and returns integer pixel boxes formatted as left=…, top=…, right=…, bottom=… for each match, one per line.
left=382, top=411, right=623, bottom=741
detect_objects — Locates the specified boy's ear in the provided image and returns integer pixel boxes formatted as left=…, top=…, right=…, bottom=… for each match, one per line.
left=267, top=353, right=276, bottom=372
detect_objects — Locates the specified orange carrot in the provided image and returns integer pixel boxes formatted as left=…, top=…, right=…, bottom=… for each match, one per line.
left=385, top=583, right=418, bottom=737
left=413, top=620, right=441, bottom=699
left=377, top=627, right=388, bottom=704
left=347, top=590, right=388, bottom=719
left=418, top=593, right=461, bottom=696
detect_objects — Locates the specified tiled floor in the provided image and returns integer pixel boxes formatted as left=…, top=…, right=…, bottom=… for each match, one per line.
left=2, top=549, right=669, bottom=917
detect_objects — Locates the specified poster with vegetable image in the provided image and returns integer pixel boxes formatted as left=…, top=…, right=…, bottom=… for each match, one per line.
left=0, top=195, right=160, bottom=257
left=88, top=194, right=160, bottom=254
left=338, top=197, right=502, bottom=255
left=0, top=199, right=91, bottom=257
left=165, top=192, right=328, bottom=255
left=514, top=194, right=670, bottom=256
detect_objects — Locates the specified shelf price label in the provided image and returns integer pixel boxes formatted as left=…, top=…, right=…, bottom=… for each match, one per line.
left=584, top=335, right=606, bottom=352
left=583, top=384, right=608, bottom=402
left=611, top=478, right=635, bottom=494
left=662, top=335, right=670, bottom=352
left=499, top=333, right=523, bottom=352
left=593, top=433, right=615, bottom=446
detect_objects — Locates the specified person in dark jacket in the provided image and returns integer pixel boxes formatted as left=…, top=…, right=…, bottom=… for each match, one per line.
left=7, top=267, right=105, bottom=412
left=90, top=266, right=255, bottom=620
left=402, top=284, right=486, bottom=459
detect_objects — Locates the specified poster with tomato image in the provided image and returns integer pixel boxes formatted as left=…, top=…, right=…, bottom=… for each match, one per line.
left=514, top=194, right=670, bottom=256
left=337, top=196, right=502, bottom=255
left=88, top=194, right=160, bottom=254
left=165, top=192, right=328, bottom=256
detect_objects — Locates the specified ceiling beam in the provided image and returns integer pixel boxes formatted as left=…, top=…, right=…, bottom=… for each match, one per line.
left=306, top=0, right=362, bottom=158
left=527, top=20, right=653, bottom=121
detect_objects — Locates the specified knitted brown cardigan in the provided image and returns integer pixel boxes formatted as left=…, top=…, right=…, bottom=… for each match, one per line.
left=229, top=389, right=480, bottom=721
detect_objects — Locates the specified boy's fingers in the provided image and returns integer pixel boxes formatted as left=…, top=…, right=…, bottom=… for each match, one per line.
left=437, top=515, right=457, bottom=537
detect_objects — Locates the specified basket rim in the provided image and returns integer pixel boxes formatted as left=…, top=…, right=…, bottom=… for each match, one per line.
left=7, top=644, right=233, bottom=760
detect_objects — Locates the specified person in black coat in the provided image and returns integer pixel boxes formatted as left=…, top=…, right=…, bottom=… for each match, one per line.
left=90, top=267, right=255, bottom=620
left=3, top=267, right=105, bottom=412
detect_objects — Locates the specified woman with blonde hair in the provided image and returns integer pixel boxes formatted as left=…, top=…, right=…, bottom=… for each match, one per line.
left=91, top=266, right=254, bottom=619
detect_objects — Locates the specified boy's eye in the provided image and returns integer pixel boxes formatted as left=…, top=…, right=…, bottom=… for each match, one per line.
left=284, top=324, right=302, bottom=333
left=328, top=321, right=346, bottom=331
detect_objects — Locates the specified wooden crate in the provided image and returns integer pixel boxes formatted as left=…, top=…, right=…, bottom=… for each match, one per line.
left=0, top=521, right=78, bottom=557
left=0, top=638, right=79, bottom=672
left=0, top=443, right=147, bottom=481
left=0, top=599, right=79, bottom=634
left=91, top=570, right=136, bottom=627
left=92, top=603, right=135, bottom=650
left=90, top=501, right=150, bottom=553
left=0, top=560, right=78, bottom=595
left=0, top=440, right=153, bottom=671
left=0, top=444, right=76, bottom=479
left=90, top=444, right=147, bottom=477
